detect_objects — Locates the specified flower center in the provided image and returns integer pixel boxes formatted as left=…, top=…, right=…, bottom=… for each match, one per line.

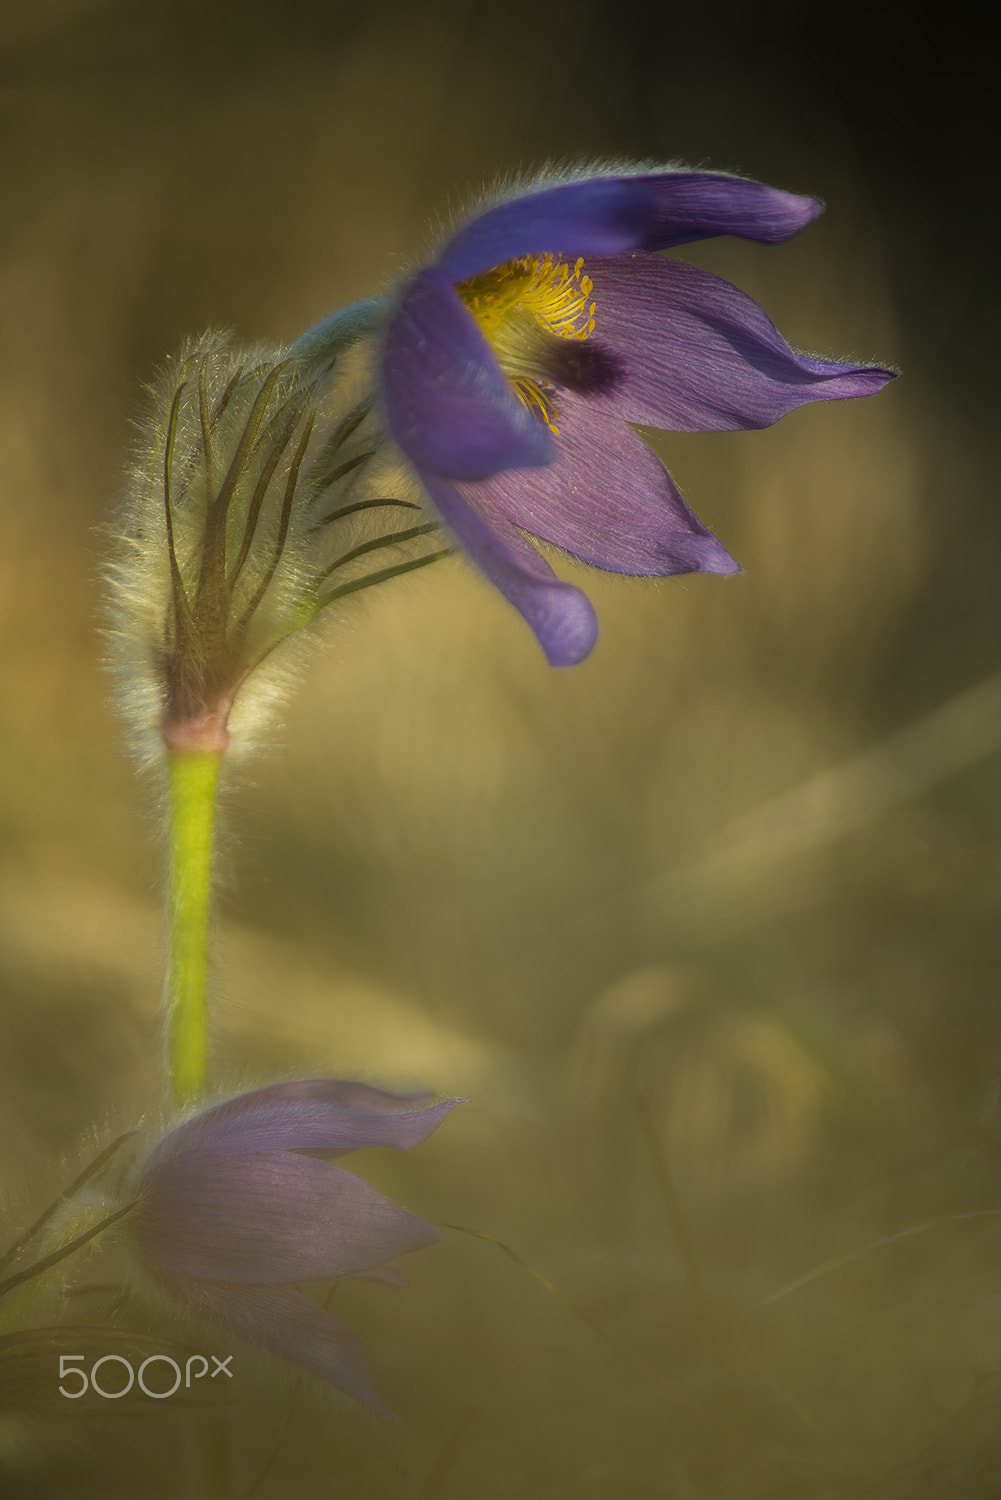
left=456, top=255, right=597, bottom=434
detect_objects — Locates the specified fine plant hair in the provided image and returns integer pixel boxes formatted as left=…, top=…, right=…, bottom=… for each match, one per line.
left=103, top=328, right=440, bottom=772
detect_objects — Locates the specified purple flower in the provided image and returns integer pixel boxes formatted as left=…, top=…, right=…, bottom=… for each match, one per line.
left=380, top=167, right=896, bottom=666
left=132, top=1079, right=457, bottom=1418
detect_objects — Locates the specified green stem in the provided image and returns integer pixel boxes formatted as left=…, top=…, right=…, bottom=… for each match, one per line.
left=165, top=750, right=222, bottom=1103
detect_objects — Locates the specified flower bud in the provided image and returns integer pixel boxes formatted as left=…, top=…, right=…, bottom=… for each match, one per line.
left=107, top=327, right=447, bottom=761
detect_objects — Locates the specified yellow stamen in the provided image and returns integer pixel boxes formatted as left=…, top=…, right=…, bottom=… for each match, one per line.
left=512, top=377, right=561, bottom=435
left=456, top=254, right=597, bottom=432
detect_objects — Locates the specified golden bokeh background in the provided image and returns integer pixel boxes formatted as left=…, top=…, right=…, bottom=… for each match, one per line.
left=1, top=1, right=999, bottom=1494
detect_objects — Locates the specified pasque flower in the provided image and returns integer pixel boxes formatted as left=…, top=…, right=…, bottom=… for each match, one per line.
left=380, top=166, right=896, bottom=666
left=130, top=1079, right=457, bottom=1417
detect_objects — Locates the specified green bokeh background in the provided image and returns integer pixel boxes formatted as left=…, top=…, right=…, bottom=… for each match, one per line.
left=1, top=2, right=999, bottom=1494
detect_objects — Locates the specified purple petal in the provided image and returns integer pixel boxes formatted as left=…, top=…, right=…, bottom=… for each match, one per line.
left=137, top=1152, right=438, bottom=1282
left=582, top=252, right=896, bottom=431
left=159, top=1273, right=393, bottom=1418
left=256, top=1079, right=434, bottom=1110
left=637, top=173, right=822, bottom=252
left=464, top=393, right=738, bottom=577
left=439, top=172, right=821, bottom=283
left=383, top=266, right=555, bottom=480
left=181, top=1078, right=435, bottom=1128
left=419, top=470, right=599, bottom=667
left=154, top=1095, right=458, bottom=1164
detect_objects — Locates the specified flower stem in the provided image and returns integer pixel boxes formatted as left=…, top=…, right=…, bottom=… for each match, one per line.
left=166, top=749, right=222, bottom=1103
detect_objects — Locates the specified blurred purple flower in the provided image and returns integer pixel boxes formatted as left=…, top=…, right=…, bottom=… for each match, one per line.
left=381, top=167, right=896, bottom=666
left=132, top=1079, right=457, bottom=1418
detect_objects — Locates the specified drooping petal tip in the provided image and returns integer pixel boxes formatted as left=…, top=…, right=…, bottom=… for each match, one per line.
left=685, top=533, right=742, bottom=576
left=164, top=1276, right=396, bottom=1419
left=419, top=471, right=599, bottom=665
left=799, top=360, right=898, bottom=398
left=532, top=580, right=601, bottom=667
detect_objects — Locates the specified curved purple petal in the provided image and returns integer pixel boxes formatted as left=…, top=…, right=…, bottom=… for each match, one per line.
left=582, top=252, right=896, bottom=431
left=383, top=267, right=555, bottom=480
left=196, top=1077, right=436, bottom=1115
left=465, top=394, right=739, bottom=577
left=154, top=1096, right=458, bottom=1164
left=637, top=173, right=822, bottom=251
left=160, top=1273, right=393, bottom=1418
left=419, top=470, right=598, bottom=666
left=262, top=1079, right=434, bottom=1110
left=137, top=1152, right=438, bottom=1282
left=439, top=173, right=821, bottom=283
